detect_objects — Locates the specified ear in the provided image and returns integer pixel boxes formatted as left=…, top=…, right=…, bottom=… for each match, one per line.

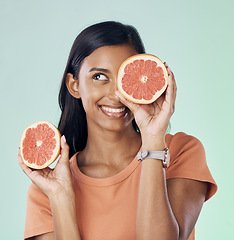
left=65, top=73, right=81, bottom=99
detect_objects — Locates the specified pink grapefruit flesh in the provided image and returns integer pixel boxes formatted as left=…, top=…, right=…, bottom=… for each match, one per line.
left=20, top=121, right=61, bottom=169
left=117, top=54, right=168, bottom=104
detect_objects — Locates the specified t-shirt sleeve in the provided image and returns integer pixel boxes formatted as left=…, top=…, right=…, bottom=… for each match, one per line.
left=24, top=183, right=54, bottom=239
left=165, top=132, right=217, bottom=201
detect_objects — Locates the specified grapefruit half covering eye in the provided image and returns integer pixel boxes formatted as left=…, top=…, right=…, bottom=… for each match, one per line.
left=20, top=121, right=61, bottom=169
left=117, top=54, right=168, bottom=104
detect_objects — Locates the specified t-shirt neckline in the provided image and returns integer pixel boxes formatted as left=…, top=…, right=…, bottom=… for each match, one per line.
left=70, top=151, right=141, bottom=187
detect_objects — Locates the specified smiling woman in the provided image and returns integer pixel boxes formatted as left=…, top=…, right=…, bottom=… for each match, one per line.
left=18, top=21, right=217, bottom=240
left=58, top=22, right=145, bottom=157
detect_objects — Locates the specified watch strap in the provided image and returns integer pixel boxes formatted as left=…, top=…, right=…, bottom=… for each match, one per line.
left=137, top=148, right=170, bottom=168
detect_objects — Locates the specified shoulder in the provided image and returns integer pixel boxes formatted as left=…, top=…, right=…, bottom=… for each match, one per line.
left=165, top=132, right=217, bottom=200
left=27, top=183, right=50, bottom=210
left=166, top=131, right=203, bottom=148
left=165, top=131, right=206, bottom=175
left=25, top=184, right=53, bottom=239
left=166, top=132, right=205, bottom=162
left=27, top=182, right=46, bottom=196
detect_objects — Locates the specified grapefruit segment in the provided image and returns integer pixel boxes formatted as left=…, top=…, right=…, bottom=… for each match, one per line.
left=117, top=54, right=168, bottom=104
left=20, top=121, right=61, bottom=169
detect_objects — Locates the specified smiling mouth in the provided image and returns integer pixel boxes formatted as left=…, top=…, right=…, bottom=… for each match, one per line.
left=100, top=106, right=128, bottom=117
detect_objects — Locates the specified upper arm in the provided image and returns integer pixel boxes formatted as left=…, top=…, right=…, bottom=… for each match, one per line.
left=166, top=178, right=208, bottom=240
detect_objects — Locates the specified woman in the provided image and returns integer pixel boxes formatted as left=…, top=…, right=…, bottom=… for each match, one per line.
left=18, top=21, right=217, bottom=240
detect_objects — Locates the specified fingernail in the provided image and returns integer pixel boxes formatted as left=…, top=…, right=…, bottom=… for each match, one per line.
left=62, top=135, right=66, bottom=143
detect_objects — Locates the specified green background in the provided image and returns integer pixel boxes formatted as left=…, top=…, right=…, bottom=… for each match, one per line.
left=1, top=0, right=233, bottom=239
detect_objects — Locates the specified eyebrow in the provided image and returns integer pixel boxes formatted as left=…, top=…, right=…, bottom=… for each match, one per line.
left=88, top=67, right=110, bottom=73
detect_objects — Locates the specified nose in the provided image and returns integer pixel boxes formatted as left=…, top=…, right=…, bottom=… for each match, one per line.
left=107, top=78, right=119, bottom=101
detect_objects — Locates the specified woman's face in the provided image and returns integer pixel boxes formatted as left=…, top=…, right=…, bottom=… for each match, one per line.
left=77, top=44, right=138, bottom=132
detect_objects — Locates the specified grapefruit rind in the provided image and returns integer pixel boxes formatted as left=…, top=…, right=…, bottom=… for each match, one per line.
left=20, top=121, right=61, bottom=169
left=117, top=54, right=168, bottom=104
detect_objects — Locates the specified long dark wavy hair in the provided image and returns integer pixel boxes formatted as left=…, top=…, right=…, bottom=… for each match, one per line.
left=58, top=21, right=145, bottom=158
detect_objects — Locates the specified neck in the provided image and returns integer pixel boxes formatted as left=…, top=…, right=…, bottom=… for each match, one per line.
left=80, top=125, right=141, bottom=166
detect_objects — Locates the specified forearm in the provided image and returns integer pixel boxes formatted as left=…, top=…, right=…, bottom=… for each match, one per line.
left=49, top=190, right=81, bottom=240
left=136, top=142, right=179, bottom=240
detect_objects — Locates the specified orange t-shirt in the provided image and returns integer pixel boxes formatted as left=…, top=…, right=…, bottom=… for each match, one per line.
left=24, top=132, right=217, bottom=239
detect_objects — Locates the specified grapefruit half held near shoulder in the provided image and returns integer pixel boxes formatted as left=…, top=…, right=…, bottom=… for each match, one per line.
left=117, top=54, right=168, bottom=104
left=20, top=121, right=61, bottom=169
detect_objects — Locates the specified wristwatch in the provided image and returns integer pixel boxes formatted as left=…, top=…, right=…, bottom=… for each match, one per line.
left=137, top=148, right=170, bottom=168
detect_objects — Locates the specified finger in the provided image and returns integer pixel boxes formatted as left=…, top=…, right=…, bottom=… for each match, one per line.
left=58, top=135, right=70, bottom=165
left=164, top=62, right=174, bottom=78
left=18, top=147, right=34, bottom=179
left=165, top=63, right=176, bottom=95
left=168, top=67, right=177, bottom=110
left=166, top=76, right=174, bottom=107
left=155, top=94, right=164, bottom=108
left=115, top=90, right=140, bottom=114
left=163, top=74, right=175, bottom=115
left=164, top=62, right=175, bottom=83
left=164, top=63, right=177, bottom=111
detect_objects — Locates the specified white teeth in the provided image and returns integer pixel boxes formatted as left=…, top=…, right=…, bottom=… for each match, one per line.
left=102, top=106, right=126, bottom=113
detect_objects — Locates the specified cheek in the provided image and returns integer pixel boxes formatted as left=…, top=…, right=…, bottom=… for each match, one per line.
left=79, top=85, right=104, bottom=107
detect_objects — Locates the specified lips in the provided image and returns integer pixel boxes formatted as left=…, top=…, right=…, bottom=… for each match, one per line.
left=100, top=106, right=128, bottom=118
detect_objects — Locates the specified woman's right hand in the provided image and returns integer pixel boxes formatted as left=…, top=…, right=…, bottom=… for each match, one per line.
left=18, top=135, right=74, bottom=199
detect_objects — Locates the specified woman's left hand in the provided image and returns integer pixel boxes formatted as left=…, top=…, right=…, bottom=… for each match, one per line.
left=116, top=63, right=176, bottom=147
left=18, top=136, right=74, bottom=199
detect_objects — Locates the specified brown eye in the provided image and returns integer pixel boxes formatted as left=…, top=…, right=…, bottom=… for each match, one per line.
left=93, top=73, right=108, bottom=81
